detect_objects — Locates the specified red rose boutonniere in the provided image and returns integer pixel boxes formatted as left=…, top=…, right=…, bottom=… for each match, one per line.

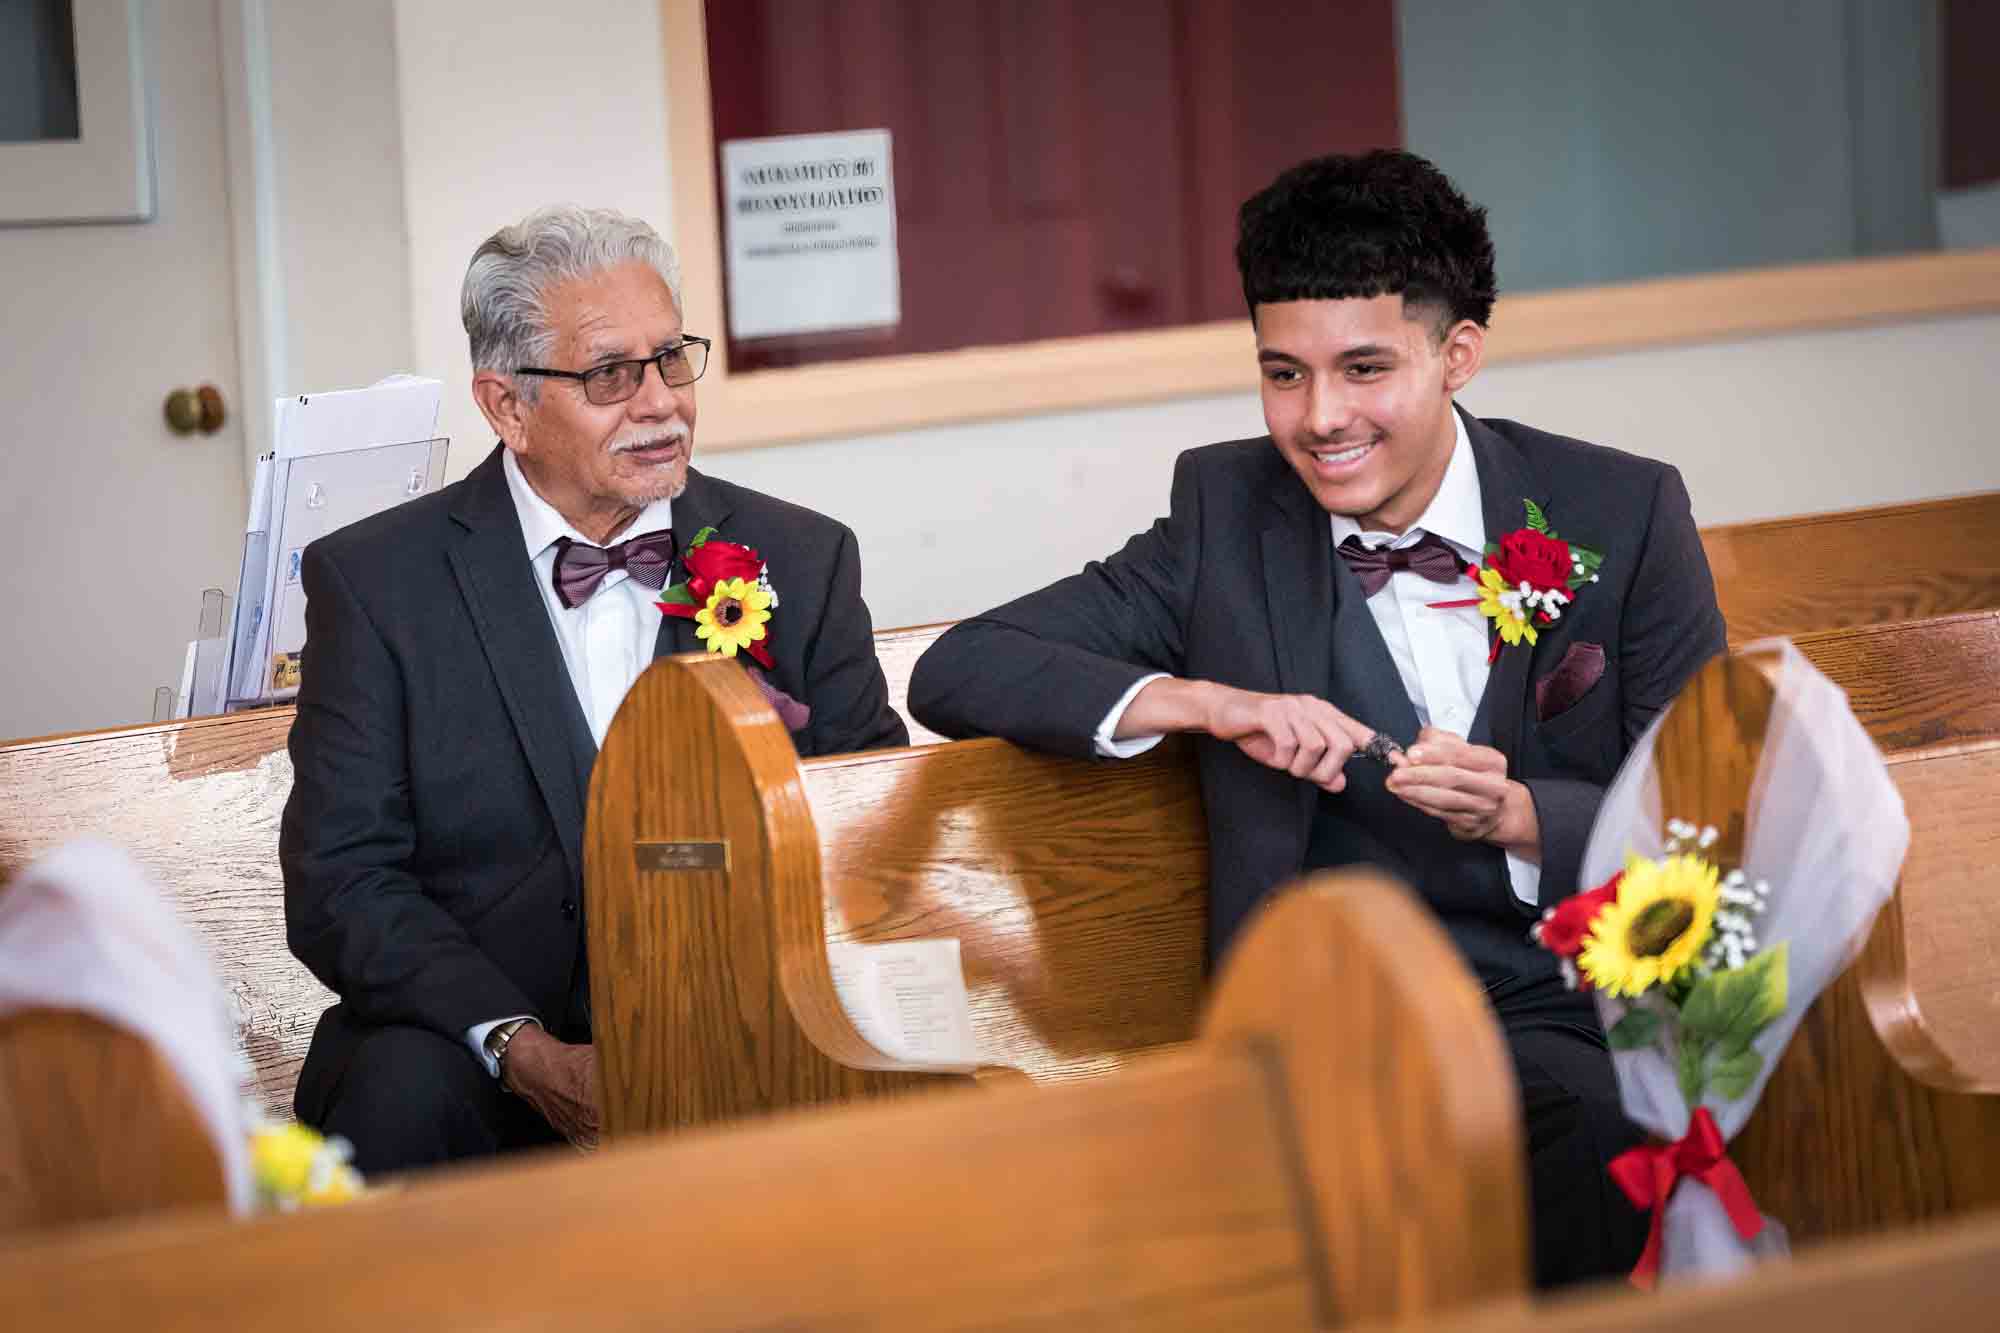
left=1435, top=500, right=1603, bottom=662
left=657, top=527, right=781, bottom=670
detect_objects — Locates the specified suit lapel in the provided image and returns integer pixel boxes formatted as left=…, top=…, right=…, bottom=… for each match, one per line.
left=1465, top=410, right=1551, bottom=761
left=651, top=468, right=735, bottom=660
left=447, top=447, right=597, bottom=885
left=1260, top=473, right=1332, bottom=700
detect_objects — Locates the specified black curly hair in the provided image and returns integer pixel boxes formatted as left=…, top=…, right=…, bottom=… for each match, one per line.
left=1235, top=149, right=1497, bottom=337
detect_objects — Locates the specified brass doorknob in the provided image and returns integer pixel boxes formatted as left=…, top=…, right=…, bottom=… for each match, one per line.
left=164, top=384, right=226, bottom=435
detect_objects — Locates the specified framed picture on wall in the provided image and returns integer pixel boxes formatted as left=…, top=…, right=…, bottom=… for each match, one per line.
left=0, top=0, right=155, bottom=226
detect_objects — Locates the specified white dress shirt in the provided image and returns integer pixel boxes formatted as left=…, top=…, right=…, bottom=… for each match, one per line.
left=1098, top=410, right=1541, bottom=906
left=468, top=449, right=676, bottom=1075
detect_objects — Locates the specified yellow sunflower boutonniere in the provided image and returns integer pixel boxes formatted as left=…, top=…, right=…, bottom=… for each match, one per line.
left=658, top=526, right=781, bottom=670
left=693, top=577, right=774, bottom=662
left=1436, top=499, right=1604, bottom=662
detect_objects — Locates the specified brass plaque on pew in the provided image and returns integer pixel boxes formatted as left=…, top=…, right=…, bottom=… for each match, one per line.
left=635, top=840, right=730, bottom=872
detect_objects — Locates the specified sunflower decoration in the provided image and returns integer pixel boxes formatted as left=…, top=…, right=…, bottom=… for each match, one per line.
left=249, top=1121, right=364, bottom=1210
left=1532, top=818, right=1785, bottom=1111
left=1472, top=564, right=1540, bottom=656
left=1577, top=851, right=1720, bottom=998
left=694, top=576, right=775, bottom=666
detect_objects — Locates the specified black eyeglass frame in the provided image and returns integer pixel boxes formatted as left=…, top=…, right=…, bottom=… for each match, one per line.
left=516, top=335, right=712, bottom=404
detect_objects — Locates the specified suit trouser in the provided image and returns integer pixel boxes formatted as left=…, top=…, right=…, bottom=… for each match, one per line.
left=1498, top=991, right=1651, bottom=1290
left=301, top=1022, right=564, bottom=1177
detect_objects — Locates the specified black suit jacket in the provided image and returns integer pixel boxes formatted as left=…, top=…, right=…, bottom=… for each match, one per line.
left=910, top=411, right=1725, bottom=980
left=282, top=445, right=906, bottom=1117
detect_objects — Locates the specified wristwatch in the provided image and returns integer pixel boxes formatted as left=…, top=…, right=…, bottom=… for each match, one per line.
left=484, top=1017, right=540, bottom=1076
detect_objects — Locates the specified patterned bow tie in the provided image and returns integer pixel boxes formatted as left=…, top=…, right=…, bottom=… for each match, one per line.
left=551, top=530, right=678, bottom=609
left=1336, top=531, right=1466, bottom=598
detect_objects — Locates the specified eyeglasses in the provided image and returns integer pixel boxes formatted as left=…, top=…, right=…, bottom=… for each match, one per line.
left=516, top=336, right=711, bottom=405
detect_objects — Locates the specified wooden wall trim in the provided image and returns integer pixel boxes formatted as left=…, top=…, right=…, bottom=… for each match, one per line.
left=662, top=0, right=2000, bottom=453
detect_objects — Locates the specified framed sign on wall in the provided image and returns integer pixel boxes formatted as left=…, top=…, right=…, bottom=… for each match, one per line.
left=0, top=0, right=155, bottom=226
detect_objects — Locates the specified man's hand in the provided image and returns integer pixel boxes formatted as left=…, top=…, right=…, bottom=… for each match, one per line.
left=500, top=1026, right=600, bottom=1148
left=1385, top=726, right=1540, bottom=856
left=1119, top=678, right=1386, bottom=792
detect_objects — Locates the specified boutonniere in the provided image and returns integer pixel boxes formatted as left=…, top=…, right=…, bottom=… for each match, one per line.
left=1435, top=500, right=1603, bottom=662
left=657, top=527, right=781, bottom=670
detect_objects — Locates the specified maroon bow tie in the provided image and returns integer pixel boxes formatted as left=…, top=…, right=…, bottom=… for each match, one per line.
left=551, top=530, right=678, bottom=609
left=1337, top=531, right=1466, bottom=598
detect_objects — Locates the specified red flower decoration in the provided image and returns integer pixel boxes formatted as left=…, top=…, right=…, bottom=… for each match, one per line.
left=682, top=538, right=765, bottom=603
left=1495, top=528, right=1574, bottom=595
left=1534, top=871, right=1622, bottom=959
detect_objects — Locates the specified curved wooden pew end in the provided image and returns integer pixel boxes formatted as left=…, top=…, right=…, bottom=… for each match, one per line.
left=1655, top=651, right=2000, bottom=1243
left=0, top=1009, right=226, bottom=1235
left=585, top=653, right=944, bottom=1141
left=1207, top=872, right=1530, bottom=1320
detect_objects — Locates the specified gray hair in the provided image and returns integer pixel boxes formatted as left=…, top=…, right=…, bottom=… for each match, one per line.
left=460, top=205, right=684, bottom=400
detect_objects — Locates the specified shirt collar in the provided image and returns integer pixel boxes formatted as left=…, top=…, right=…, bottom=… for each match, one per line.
left=502, top=447, right=674, bottom=562
left=1328, top=409, right=1483, bottom=557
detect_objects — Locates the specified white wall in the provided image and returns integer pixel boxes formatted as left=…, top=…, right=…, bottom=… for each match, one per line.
left=391, top=0, right=676, bottom=482
left=392, top=1, right=1997, bottom=632
left=266, top=0, right=414, bottom=406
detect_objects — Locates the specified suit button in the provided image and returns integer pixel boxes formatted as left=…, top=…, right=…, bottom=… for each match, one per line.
left=561, top=900, right=578, bottom=920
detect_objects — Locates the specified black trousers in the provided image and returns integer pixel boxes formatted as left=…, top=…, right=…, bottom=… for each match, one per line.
left=1493, top=978, right=1650, bottom=1290
left=297, top=1020, right=563, bottom=1177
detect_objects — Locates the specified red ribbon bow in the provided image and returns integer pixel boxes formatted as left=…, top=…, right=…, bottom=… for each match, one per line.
left=1607, top=1107, right=1764, bottom=1289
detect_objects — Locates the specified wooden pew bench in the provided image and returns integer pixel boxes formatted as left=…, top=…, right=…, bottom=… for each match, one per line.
left=1370, top=1210, right=2000, bottom=1333
left=0, top=494, right=1994, bottom=1117
left=0, top=875, right=1530, bottom=1331
left=588, top=615, right=2000, bottom=1252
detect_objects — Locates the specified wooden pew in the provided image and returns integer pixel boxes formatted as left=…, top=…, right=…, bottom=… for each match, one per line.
left=1699, top=491, right=2000, bottom=643
left=1647, top=648, right=2000, bottom=1242
left=0, top=1010, right=227, bottom=1235
left=1364, top=1211, right=2000, bottom=1333
left=588, top=616, right=2000, bottom=1251
left=0, top=874, right=1530, bottom=1332
left=0, top=495, right=1993, bottom=1118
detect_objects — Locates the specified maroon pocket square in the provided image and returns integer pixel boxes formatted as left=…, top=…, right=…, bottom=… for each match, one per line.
left=1535, top=643, right=1606, bottom=722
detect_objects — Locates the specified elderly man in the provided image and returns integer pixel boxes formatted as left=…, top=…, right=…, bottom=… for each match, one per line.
left=282, top=206, right=907, bottom=1173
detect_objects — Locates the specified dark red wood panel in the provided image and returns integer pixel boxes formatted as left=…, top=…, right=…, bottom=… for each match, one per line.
left=705, top=0, right=1401, bottom=370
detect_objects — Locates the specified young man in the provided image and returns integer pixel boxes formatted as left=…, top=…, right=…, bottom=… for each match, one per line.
left=282, top=206, right=907, bottom=1175
left=910, top=151, right=1726, bottom=1287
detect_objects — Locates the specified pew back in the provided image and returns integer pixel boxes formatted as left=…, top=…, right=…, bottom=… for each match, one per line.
left=0, top=710, right=309, bottom=1114
left=1698, top=491, right=2000, bottom=643
left=587, top=616, right=2000, bottom=1251
left=1, top=496, right=1996, bottom=1120
left=0, top=874, right=1528, bottom=1332
left=1364, top=1211, right=2000, bottom=1333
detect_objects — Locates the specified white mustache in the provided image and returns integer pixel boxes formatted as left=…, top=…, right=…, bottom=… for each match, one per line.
left=611, top=429, right=688, bottom=455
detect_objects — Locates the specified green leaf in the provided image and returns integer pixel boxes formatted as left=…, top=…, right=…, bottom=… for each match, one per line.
left=687, top=525, right=718, bottom=549
left=1677, top=1035, right=1708, bottom=1106
left=1709, top=1046, right=1765, bottom=1101
left=1680, top=944, right=1789, bottom=1047
left=658, top=583, right=697, bottom=606
left=1607, top=1006, right=1664, bottom=1051
left=1523, top=498, right=1549, bottom=533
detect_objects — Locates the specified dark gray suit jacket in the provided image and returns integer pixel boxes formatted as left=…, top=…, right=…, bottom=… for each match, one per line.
left=909, top=412, right=1725, bottom=980
left=282, top=445, right=906, bottom=1116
